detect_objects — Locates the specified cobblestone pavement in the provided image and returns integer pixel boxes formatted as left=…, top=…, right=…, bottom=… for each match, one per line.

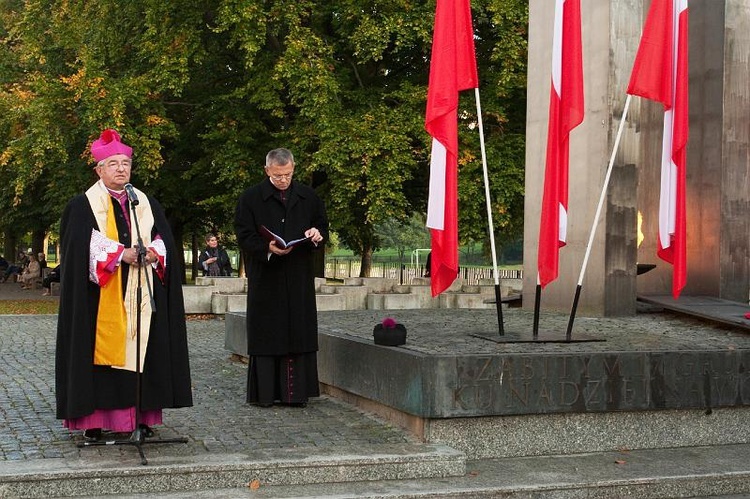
left=1, top=299, right=749, bottom=465
left=0, top=315, right=417, bottom=463
left=0, top=280, right=58, bottom=301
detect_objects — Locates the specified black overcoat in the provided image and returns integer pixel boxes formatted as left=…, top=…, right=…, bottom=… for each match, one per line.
left=55, top=193, right=193, bottom=420
left=234, top=178, right=328, bottom=356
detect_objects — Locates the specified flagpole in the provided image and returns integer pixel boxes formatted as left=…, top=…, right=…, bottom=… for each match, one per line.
left=566, top=95, right=632, bottom=339
left=474, top=88, right=504, bottom=336
left=533, top=276, right=541, bottom=338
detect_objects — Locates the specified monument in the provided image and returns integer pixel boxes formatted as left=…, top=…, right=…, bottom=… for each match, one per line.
left=227, top=0, right=750, bottom=468
left=314, top=0, right=750, bottom=462
left=523, top=0, right=750, bottom=316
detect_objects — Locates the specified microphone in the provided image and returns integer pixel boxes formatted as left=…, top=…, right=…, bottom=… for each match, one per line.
left=124, top=183, right=139, bottom=206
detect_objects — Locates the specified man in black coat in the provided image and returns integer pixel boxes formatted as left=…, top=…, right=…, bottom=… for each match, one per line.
left=234, top=148, right=327, bottom=407
left=55, top=129, right=192, bottom=440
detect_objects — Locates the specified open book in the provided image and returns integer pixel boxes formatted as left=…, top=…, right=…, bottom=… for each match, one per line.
left=259, top=225, right=312, bottom=249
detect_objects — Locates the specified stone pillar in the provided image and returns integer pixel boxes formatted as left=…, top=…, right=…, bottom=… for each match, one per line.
left=524, top=0, right=642, bottom=315
left=636, top=0, right=750, bottom=303
left=720, top=1, right=750, bottom=303
left=524, top=0, right=750, bottom=315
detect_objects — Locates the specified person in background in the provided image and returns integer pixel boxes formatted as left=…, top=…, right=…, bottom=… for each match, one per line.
left=0, top=252, right=25, bottom=283
left=198, top=233, right=233, bottom=277
left=55, top=128, right=192, bottom=441
left=38, top=252, right=48, bottom=270
left=17, top=251, right=29, bottom=269
left=234, top=147, right=327, bottom=408
left=19, top=253, right=41, bottom=289
left=0, top=263, right=20, bottom=283
left=41, top=262, right=61, bottom=296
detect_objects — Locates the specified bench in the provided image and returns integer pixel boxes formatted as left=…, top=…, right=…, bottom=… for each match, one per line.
left=34, top=268, right=51, bottom=290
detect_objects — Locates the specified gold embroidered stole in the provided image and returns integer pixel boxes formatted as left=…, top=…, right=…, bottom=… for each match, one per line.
left=93, top=199, right=128, bottom=366
left=86, top=181, right=155, bottom=372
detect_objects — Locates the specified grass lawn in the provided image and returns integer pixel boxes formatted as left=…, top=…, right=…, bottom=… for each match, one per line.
left=0, top=300, right=59, bottom=315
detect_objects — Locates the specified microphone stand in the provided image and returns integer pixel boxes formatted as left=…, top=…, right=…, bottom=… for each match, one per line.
left=79, top=191, right=187, bottom=465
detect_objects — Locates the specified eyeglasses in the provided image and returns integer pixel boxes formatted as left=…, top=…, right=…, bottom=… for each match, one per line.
left=269, top=172, right=293, bottom=181
left=98, top=159, right=132, bottom=170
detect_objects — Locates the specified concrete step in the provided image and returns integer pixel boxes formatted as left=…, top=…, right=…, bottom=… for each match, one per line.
left=106, top=443, right=750, bottom=498
left=0, top=443, right=464, bottom=498
left=316, top=293, right=347, bottom=311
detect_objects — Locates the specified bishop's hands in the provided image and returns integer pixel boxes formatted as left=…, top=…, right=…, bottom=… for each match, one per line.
left=122, top=246, right=158, bottom=266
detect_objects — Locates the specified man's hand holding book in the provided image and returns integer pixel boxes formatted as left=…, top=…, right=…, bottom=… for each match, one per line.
left=260, top=225, right=317, bottom=256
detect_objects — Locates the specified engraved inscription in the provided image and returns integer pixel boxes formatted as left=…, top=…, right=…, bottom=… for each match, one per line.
left=452, top=351, right=750, bottom=414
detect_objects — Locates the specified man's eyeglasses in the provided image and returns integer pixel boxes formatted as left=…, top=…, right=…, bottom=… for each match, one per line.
left=98, top=160, right=132, bottom=170
left=269, top=173, right=293, bottom=181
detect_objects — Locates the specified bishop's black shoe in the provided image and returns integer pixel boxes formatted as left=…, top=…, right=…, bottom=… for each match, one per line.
left=83, top=428, right=102, bottom=441
left=139, top=424, right=155, bottom=438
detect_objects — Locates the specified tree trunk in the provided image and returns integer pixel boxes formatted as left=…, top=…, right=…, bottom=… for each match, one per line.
left=31, top=229, right=46, bottom=259
left=3, top=230, right=16, bottom=262
left=192, top=233, right=199, bottom=283
left=359, top=246, right=372, bottom=277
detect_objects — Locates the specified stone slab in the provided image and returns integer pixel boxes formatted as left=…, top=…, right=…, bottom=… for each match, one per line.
left=225, top=294, right=246, bottom=313
left=0, top=444, right=464, bottom=498
left=320, top=334, right=750, bottom=417
left=333, top=285, right=369, bottom=310
left=227, top=309, right=750, bottom=418
left=426, top=406, right=750, bottom=459
left=316, top=293, right=347, bottom=312
left=211, top=293, right=228, bottom=314
left=314, top=308, right=750, bottom=419
left=224, top=312, right=247, bottom=356
left=448, top=293, right=496, bottom=309
left=368, top=293, right=426, bottom=310
left=194, top=277, right=246, bottom=294
left=182, top=285, right=215, bottom=314
left=173, top=443, right=750, bottom=498
left=639, top=294, right=750, bottom=331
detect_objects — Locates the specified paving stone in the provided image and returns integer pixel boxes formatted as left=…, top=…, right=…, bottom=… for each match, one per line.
left=2, top=291, right=750, bottom=497
left=0, top=315, right=417, bottom=466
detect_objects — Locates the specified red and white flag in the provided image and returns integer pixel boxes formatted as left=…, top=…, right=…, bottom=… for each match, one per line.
left=537, top=0, right=584, bottom=288
left=425, top=0, right=478, bottom=297
left=627, top=0, right=688, bottom=298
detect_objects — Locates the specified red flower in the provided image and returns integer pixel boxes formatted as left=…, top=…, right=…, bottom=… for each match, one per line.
left=381, top=317, right=397, bottom=329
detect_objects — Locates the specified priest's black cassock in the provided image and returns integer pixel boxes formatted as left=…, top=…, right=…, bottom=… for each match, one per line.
left=234, top=178, right=328, bottom=405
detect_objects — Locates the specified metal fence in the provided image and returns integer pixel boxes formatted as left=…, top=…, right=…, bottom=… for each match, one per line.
left=324, top=258, right=522, bottom=286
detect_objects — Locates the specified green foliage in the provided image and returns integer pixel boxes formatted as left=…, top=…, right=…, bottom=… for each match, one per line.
left=375, top=214, right=431, bottom=259
left=0, top=0, right=528, bottom=270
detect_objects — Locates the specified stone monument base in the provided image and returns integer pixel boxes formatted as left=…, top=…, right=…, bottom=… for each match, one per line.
left=226, top=308, right=750, bottom=459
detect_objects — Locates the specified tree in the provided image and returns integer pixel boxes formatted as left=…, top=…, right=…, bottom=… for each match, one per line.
left=214, top=0, right=527, bottom=275
left=458, top=0, right=527, bottom=259
left=0, top=0, right=528, bottom=277
left=375, top=214, right=431, bottom=261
